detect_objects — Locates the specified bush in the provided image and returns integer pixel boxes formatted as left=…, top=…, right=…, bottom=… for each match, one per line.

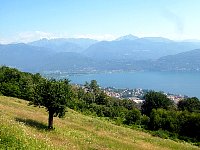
left=140, top=115, right=150, bottom=128
left=113, top=117, right=124, bottom=125
left=178, top=111, right=200, bottom=141
left=148, top=108, right=200, bottom=142
left=149, top=109, right=179, bottom=132
left=152, top=130, right=170, bottom=139
left=124, top=109, right=141, bottom=125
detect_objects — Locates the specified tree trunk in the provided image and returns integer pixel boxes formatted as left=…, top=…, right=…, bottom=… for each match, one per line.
left=48, top=111, right=54, bottom=129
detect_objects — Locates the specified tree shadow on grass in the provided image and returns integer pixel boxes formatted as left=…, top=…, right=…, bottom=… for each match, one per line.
left=15, top=117, right=48, bottom=130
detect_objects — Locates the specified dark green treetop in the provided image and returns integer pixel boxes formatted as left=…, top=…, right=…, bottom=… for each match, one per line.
left=178, top=97, right=200, bottom=113
left=141, top=91, right=174, bottom=116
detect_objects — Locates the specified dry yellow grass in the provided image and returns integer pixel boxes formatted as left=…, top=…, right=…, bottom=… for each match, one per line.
left=0, top=96, right=199, bottom=150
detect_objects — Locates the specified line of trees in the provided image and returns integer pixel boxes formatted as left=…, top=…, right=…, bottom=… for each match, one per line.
left=0, top=66, right=72, bottom=129
left=0, top=66, right=200, bottom=143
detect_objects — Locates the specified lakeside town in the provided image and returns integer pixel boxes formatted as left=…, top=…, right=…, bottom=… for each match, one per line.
left=75, top=84, right=187, bottom=104
left=44, top=72, right=189, bottom=104
left=102, top=87, right=187, bottom=104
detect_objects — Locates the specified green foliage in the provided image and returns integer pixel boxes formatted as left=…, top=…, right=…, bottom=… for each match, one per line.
left=32, top=79, right=72, bottom=128
left=32, top=79, right=70, bottom=116
left=95, top=91, right=108, bottom=105
left=148, top=108, right=200, bottom=142
left=84, top=80, right=100, bottom=103
left=141, top=91, right=174, bottom=116
left=149, top=109, right=180, bottom=132
left=178, top=97, right=200, bottom=113
left=151, top=130, right=178, bottom=140
left=178, top=111, right=200, bottom=141
left=84, top=92, right=95, bottom=104
left=0, top=82, right=21, bottom=97
left=85, top=80, right=100, bottom=94
left=124, top=109, right=141, bottom=125
left=140, top=115, right=150, bottom=128
left=121, top=99, right=137, bottom=110
left=0, top=66, right=40, bottom=101
left=0, top=66, right=73, bottom=129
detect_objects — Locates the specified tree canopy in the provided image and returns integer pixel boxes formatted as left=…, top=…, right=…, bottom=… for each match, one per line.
left=32, top=79, right=72, bottom=129
left=141, top=91, right=174, bottom=116
left=0, top=66, right=40, bottom=100
left=178, top=97, right=200, bottom=113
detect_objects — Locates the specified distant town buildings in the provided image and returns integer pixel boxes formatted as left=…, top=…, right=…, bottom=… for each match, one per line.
left=75, top=84, right=186, bottom=104
left=103, top=87, right=186, bottom=104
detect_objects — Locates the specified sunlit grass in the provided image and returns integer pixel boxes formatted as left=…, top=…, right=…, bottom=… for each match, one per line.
left=0, top=96, right=199, bottom=150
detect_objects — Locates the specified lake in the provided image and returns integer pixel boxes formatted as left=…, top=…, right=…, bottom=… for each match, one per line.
left=67, top=71, right=200, bottom=98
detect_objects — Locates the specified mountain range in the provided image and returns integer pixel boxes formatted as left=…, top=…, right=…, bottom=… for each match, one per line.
left=29, top=38, right=97, bottom=53
left=0, top=35, right=200, bottom=73
left=152, top=49, right=200, bottom=71
left=83, top=36, right=200, bottom=60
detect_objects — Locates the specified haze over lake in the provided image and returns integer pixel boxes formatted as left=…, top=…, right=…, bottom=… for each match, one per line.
left=68, top=71, right=200, bottom=98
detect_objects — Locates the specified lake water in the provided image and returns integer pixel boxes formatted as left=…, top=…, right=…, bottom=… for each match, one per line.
left=68, top=71, right=200, bottom=98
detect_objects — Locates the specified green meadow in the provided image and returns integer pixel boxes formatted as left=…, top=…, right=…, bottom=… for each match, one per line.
left=0, top=96, right=199, bottom=150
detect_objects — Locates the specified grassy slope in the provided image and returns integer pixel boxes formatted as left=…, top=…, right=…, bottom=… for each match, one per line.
left=0, top=96, right=199, bottom=150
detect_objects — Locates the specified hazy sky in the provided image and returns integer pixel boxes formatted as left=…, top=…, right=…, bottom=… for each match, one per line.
left=1, top=0, right=200, bottom=43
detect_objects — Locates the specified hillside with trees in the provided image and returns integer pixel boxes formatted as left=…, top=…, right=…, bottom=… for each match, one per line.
left=0, top=66, right=200, bottom=147
left=2, top=96, right=200, bottom=150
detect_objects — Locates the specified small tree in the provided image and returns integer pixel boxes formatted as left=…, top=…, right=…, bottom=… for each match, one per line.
left=84, top=80, right=100, bottom=103
left=31, top=79, right=71, bottom=129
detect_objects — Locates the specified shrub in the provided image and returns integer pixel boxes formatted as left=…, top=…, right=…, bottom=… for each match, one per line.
left=140, top=115, right=150, bottom=128
left=124, top=109, right=141, bottom=125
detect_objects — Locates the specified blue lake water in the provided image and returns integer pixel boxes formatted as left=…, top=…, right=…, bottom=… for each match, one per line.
left=68, top=71, right=200, bottom=98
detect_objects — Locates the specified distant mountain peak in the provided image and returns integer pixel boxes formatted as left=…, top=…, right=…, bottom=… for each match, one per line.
left=116, top=34, right=138, bottom=41
left=28, top=37, right=98, bottom=53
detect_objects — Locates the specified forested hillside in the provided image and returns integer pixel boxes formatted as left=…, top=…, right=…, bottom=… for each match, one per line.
left=0, top=66, right=200, bottom=147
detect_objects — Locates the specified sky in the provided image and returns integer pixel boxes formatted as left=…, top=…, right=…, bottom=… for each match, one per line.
left=1, top=0, right=200, bottom=43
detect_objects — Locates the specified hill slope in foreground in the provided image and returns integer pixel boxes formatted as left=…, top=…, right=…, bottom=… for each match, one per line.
left=0, top=96, right=199, bottom=150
